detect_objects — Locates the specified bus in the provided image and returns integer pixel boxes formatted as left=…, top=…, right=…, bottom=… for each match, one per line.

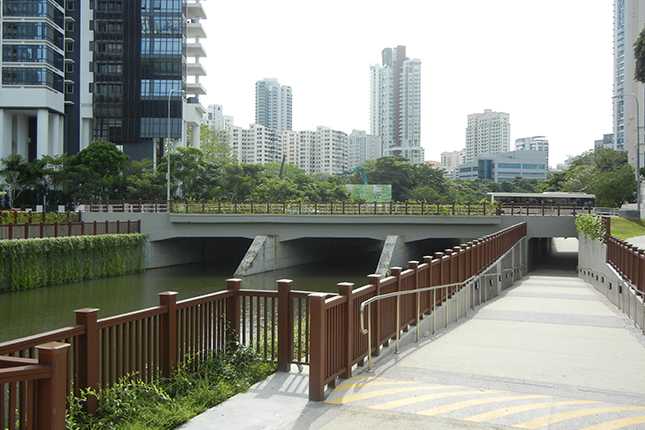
left=487, top=192, right=596, bottom=215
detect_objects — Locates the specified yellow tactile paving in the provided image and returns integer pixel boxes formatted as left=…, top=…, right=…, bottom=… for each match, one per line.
left=465, top=400, right=600, bottom=422
left=369, top=389, right=508, bottom=410
left=514, top=406, right=645, bottom=429
left=578, top=415, right=645, bottom=430
left=417, top=394, right=551, bottom=416
left=325, top=385, right=464, bottom=405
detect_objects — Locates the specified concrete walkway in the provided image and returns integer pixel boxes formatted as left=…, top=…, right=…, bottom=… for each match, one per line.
left=180, top=255, right=645, bottom=429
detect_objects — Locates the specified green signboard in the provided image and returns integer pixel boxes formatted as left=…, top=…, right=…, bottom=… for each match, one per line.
left=345, top=184, right=392, bottom=202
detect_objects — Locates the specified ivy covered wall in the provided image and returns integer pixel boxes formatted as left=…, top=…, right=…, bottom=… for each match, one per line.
left=0, top=234, right=147, bottom=292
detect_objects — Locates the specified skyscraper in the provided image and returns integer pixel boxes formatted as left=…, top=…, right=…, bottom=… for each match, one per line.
left=255, top=78, right=292, bottom=131
left=464, top=109, right=510, bottom=164
left=0, top=0, right=206, bottom=162
left=370, top=46, right=423, bottom=163
left=613, top=0, right=645, bottom=168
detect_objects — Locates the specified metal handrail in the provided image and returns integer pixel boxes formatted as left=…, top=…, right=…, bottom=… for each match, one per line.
left=359, top=276, right=478, bottom=372
left=359, top=264, right=526, bottom=372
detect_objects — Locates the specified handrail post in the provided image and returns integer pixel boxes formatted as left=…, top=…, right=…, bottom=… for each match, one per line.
left=308, top=293, right=327, bottom=401
left=35, top=342, right=70, bottom=430
left=367, top=274, right=381, bottom=357
left=391, top=267, right=402, bottom=353
left=277, top=279, right=293, bottom=372
left=338, top=282, right=354, bottom=378
left=225, top=279, right=241, bottom=348
left=159, top=292, right=178, bottom=378
left=409, top=261, right=421, bottom=343
left=75, top=308, right=100, bottom=414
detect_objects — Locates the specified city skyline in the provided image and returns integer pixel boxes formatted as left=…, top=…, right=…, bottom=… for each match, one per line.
left=201, top=0, right=615, bottom=168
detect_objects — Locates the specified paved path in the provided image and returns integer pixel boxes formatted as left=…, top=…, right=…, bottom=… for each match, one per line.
left=180, top=253, right=645, bottom=429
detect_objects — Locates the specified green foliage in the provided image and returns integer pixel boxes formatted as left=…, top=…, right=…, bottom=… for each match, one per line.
left=0, top=234, right=147, bottom=292
left=543, top=148, right=635, bottom=207
left=66, top=344, right=276, bottom=429
left=635, top=24, right=645, bottom=83
left=609, top=217, right=645, bottom=240
left=575, top=214, right=606, bottom=243
left=67, top=141, right=129, bottom=199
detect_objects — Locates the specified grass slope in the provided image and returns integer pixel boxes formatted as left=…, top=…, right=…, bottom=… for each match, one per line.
left=609, top=217, right=645, bottom=240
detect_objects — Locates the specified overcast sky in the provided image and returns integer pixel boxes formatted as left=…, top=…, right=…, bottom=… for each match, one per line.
left=199, top=0, right=614, bottom=168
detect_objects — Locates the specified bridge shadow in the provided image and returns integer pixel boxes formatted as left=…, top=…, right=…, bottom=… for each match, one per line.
left=533, top=238, right=578, bottom=277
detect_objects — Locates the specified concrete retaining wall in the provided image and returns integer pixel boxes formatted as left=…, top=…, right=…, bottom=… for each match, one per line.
left=578, top=234, right=645, bottom=333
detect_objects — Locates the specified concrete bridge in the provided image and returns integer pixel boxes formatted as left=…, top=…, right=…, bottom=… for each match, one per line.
left=82, top=212, right=577, bottom=277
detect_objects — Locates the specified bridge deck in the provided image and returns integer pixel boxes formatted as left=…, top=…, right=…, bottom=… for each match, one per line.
left=182, top=241, right=645, bottom=430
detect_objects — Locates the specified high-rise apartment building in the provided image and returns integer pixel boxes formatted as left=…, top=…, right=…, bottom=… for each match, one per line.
left=613, top=0, right=645, bottom=167
left=0, top=0, right=206, bottom=162
left=255, top=78, right=292, bottom=131
left=515, top=136, right=549, bottom=167
left=228, top=124, right=347, bottom=174
left=464, top=109, right=510, bottom=164
left=348, top=130, right=381, bottom=169
left=202, top=105, right=233, bottom=131
left=370, top=46, right=423, bottom=163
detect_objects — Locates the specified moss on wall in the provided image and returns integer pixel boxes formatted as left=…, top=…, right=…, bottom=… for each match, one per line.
left=0, top=234, right=147, bottom=292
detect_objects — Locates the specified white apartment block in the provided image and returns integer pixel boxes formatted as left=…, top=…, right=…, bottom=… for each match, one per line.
left=440, top=150, right=462, bottom=180
left=227, top=125, right=347, bottom=174
left=255, top=78, right=292, bottom=131
left=464, top=109, right=510, bottom=164
left=515, top=136, right=549, bottom=167
left=348, top=130, right=381, bottom=169
left=202, top=104, right=233, bottom=131
left=370, top=46, right=424, bottom=164
left=613, top=0, right=645, bottom=168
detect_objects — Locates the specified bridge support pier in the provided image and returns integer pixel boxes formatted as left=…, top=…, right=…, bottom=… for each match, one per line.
left=376, top=235, right=406, bottom=277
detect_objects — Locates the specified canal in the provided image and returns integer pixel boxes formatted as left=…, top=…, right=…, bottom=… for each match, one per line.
left=0, top=250, right=381, bottom=343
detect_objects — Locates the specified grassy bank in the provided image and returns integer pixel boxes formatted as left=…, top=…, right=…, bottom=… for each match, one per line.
left=609, top=217, right=645, bottom=240
left=67, top=344, right=276, bottom=429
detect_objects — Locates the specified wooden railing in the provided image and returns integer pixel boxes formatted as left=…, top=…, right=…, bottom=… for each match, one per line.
left=0, top=222, right=526, bottom=426
left=607, top=235, right=645, bottom=294
left=308, top=221, right=527, bottom=400
left=0, top=220, right=141, bottom=240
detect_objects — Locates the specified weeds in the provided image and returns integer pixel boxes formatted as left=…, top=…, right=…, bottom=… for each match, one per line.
left=66, top=344, right=276, bottom=430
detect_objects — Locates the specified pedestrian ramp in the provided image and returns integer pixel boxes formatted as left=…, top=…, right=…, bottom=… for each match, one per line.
left=327, top=377, right=645, bottom=429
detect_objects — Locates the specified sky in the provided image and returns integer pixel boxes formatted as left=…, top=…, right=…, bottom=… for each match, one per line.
left=199, top=0, right=615, bottom=168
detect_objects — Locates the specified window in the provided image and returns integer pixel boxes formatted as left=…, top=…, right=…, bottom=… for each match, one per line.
left=65, top=83, right=74, bottom=93
left=66, top=22, right=74, bottom=32
left=66, top=42, right=74, bottom=52
left=66, top=63, right=74, bottom=73
left=67, top=1, right=74, bottom=10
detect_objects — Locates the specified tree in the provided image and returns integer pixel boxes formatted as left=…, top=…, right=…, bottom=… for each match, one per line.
left=169, top=146, right=220, bottom=200
left=197, top=125, right=235, bottom=162
left=0, top=155, right=30, bottom=208
left=124, top=159, right=165, bottom=200
left=362, top=156, right=415, bottom=201
left=635, top=25, right=645, bottom=83
left=66, top=141, right=129, bottom=199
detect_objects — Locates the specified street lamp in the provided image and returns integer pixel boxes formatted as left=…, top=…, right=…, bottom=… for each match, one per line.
left=167, top=88, right=185, bottom=203
left=614, top=93, right=641, bottom=217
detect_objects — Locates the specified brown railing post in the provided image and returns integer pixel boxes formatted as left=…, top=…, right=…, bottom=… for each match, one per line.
left=226, top=279, right=241, bottom=346
left=35, top=342, right=70, bottom=430
left=159, top=292, right=178, bottom=377
left=308, top=293, right=327, bottom=401
left=338, top=282, right=354, bottom=379
left=367, top=274, right=381, bottom=357
left=75, top=308, right=100, bottom=414
left=277, top=279, right=293, bottom=372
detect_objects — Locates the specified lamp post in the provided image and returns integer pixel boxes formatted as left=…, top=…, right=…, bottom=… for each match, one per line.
left=167, top=88, right=184, bottom=203
left=615, top=93, right=641, bottom=217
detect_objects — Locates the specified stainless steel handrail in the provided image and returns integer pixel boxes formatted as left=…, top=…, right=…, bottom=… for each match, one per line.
left=359, top=264, right=526, bottom=372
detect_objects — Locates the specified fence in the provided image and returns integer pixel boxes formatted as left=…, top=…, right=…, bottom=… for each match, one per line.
left=0, top=222, right=526, bottom=427
left=500, top=203, right=593, bottom=216
left=606, top=235, right=645, bottom=295
left=74, top=199, right=499, bottom=216
left=0, top=220, right=141, bottom=240
left=307, top=221, right=527, bottom=400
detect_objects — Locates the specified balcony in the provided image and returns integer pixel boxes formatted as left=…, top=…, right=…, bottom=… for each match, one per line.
left=186, top=22, right=206, bottom=39
left=186, top=62, right=206, bottom=76
left=186, top=42, right=206, bottom=58
left=186, top=82, right=206, bottom=96
left=186, top=2, right=207, bottom=19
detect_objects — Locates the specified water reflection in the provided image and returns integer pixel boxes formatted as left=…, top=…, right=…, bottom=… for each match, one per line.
left=0, top=251, right=379, bottom=343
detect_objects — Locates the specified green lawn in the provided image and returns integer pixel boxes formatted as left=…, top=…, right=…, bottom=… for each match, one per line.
left=609, top=217, right=645, bottom=240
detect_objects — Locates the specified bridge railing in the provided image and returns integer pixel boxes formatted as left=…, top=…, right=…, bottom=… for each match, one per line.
left=606, top=235, right=645, bottom=295
left=500, top=203, right=593, bottom=216
left=73, top=199, right=169, bottom=213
